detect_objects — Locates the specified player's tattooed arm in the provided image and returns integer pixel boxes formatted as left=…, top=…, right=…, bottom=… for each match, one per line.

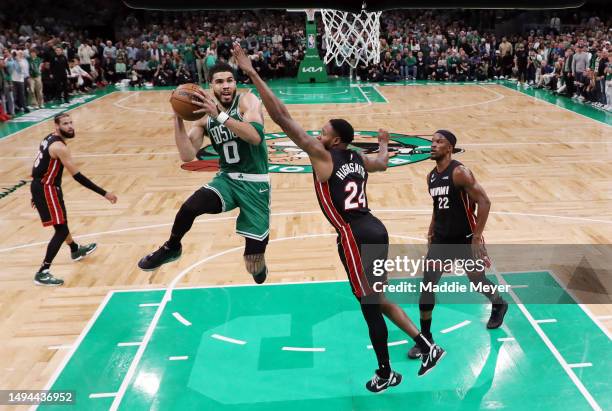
left=174, top=115, right=205, bottom=162
left=232, top=42, right=333, bottom=181
left=360, top=129, right=389, bottom=172
left=453, top=165, right=491, bottom=240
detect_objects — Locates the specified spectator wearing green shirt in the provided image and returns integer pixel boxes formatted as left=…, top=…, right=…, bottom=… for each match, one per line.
left=404, top=50, right=417, bottom=80
left=204, top=41, right=218, bottom=79
left=28, top=48, right=44, bottom=109
left=194, top=36, right=208, bottom=84
left=180, top=37, right=196, bottom=81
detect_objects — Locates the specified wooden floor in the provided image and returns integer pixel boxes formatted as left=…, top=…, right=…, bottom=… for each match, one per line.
left=0, top=84, right=611, bottom=394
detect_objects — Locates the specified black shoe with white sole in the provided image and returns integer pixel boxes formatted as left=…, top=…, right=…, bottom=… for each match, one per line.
left=365, top=370, right=402, bottom=393
left=138, top=243, right=182, bottom=271
left=418, top=344, right=446, bottom=377
left=408, top=336, right=434, bottom=359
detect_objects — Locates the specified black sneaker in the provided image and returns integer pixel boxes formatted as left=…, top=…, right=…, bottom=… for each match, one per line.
left=34, top=269, right=64, bottom=286
left=418, top=344, right=446, bottom=377
left=407, top=336, right=434, bottom=359
left=253, top=266, right=267, bottom=284
left=365, top=370, right=402, bottom=393
left=487, top=300, right=509, bottom=329
left=138, top=243, right=182, bottom=271
left=71, top=243, right=97, bottom=261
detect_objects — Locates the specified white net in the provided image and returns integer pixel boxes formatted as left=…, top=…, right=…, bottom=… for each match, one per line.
left=320, top=8, right=382, bottom=68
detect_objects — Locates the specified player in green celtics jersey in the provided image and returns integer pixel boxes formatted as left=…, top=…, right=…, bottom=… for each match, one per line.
left=138, top=62, right=270, bottom=284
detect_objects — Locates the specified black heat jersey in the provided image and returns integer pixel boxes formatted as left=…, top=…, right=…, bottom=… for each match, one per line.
left=428, top=159, right=476, bottom=240
left=314, top=149, right=388, bottom=299
left=32, top=134, right=65, bottom=186
left=314, top=148, right=370, bottom=225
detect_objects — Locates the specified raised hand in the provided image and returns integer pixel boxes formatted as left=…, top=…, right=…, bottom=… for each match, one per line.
left=232, top=42, right=255, bottom=76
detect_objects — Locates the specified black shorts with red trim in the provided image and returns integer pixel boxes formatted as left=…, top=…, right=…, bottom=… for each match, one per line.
left=336, top=214, right=389, bottom=300
left=31, top=180, right=67, bottom=227
left=424, top=233, right=481, bottom=284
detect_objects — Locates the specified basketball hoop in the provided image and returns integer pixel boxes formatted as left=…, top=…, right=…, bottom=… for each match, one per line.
left=320, top=8, right=382, bottom=68
left=305, top=8, right=316, bottom=21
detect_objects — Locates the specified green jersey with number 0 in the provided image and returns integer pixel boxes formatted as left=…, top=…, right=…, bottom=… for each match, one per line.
left=204, top=93, right=268, bottom=175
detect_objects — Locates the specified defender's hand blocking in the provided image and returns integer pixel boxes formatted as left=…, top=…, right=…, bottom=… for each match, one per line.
left=377, top=129, right=390, bottom=145
left=232, top=43, right=255, bottom=76
left=191, top=89, right=220, bottom=117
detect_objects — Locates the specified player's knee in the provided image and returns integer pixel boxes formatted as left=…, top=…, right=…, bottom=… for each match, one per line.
left=53, top=224, right=69, bottom=238
left=419, top=302, right=435, bottom=312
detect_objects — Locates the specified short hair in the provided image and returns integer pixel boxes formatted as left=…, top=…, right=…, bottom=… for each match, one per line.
left=54, top=113, right=70, bottom=124
left=207, top=62, right=235, bottom=82
left=329, top=119, right=354, bottom=145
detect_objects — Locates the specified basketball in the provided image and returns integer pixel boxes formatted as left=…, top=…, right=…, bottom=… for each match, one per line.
left=170, top=83, right=206, bottom=121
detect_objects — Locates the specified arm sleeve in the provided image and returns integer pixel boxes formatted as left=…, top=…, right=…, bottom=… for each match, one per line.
left=249, top=122, right=265, bottom=145
left=73, top=172, right=107, bottom=196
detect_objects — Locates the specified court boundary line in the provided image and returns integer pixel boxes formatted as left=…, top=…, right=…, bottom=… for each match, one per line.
left=0, top=92, right=118, bottom=142
left=33, top=290, right=115, bottom=411
left=500, top=83, right=611, bottom=128
left=494, top=268, right=603, bottom=411
left=546, top=269, right=612, bottom=341
left=40, top=268, right=608, bottom=410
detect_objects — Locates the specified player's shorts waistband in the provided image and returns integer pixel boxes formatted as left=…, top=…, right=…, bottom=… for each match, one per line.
left=224, top=172, right=270, bottom=183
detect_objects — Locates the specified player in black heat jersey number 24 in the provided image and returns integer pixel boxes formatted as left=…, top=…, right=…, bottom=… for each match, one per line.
left=234, top=43, right=445, bottom=393
left=408, top=130, right=509, bottom=359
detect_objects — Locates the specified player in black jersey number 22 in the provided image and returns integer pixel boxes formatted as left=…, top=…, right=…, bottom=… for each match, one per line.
left=234, top=43, right=445, bottom=393
left=408, top=130, right=509, bottom=359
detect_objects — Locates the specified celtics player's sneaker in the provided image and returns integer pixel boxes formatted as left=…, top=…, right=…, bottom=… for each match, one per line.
left=138, top=242, right=182, bottom=271
left=71, top=243, right=97, bottom=261
left=34, top=269, right=64, bottom=286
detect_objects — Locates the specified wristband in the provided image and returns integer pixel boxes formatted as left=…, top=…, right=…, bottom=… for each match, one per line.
left=216, top=112, right=230, bottom=125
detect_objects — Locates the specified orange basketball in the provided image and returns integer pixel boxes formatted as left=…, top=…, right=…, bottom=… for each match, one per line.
left=170, top=83, right=206, bottom=121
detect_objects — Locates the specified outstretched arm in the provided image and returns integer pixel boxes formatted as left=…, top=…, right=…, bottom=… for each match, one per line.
left=360, top=129, right=389, bottom=172
left=233, top=43, right=333, bottom=181
left=50, top=142, right=117, bottom=203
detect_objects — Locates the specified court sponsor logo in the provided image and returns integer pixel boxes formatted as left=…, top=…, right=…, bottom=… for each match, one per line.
left=197, top=131, right=439, bottom=174
left=0, top=180, right=27, bottom=199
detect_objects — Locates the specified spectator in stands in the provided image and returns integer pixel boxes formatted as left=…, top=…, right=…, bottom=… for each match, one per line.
left=115, top=56, right=127, bottom=82
left=195, top=36, right=208, bottom=84
left=78, top=40, right=95, bottom=73
left=499, top=37, right=513, bottom=79
left=572, top=44, right=589, bottom=96
left=50, top=45, right=70, bottom=103
left=28, top=48, right=43, bottom=109
left=0, top=56, right=13, bottom=119
left=7, top=50, right=29, bottom=113
left=69, top=58, right=93, bottom=92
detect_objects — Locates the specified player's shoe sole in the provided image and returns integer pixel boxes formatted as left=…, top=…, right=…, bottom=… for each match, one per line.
left=138, top=254, right=182, bottom=271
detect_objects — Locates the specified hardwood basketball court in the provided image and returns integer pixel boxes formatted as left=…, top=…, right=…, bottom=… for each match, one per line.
left=0, top=80, right=610, bottom=409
